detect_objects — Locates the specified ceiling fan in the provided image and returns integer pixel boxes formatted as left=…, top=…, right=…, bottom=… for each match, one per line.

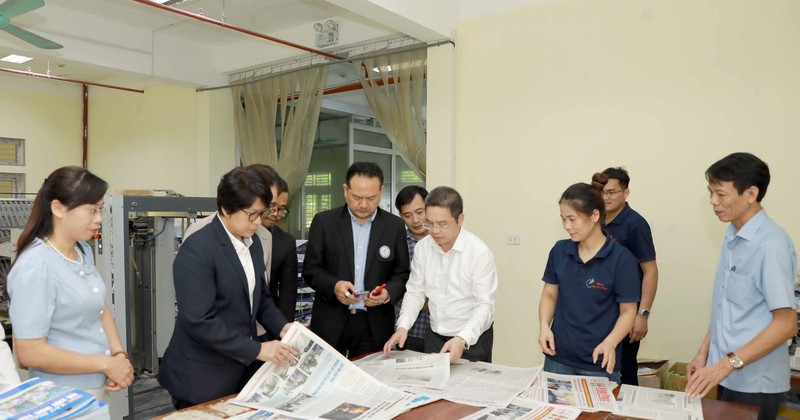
left=0, top=0, right=62, bottom=49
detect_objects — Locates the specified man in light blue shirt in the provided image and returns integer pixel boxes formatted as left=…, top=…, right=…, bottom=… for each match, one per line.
left=686, top=152, right=797, bottom=420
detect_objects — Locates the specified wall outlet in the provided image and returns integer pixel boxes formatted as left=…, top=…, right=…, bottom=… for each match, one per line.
left=506, top=235, right=521, bottom=245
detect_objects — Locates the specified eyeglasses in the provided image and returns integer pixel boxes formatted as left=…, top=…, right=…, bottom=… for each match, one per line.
left=273, top=207, right=290, bottom=218
left=421, top=221, right=451, bottom=231
left=602, top=189, right=623, bottom=197
left=242, top=208, right=274, bottom=222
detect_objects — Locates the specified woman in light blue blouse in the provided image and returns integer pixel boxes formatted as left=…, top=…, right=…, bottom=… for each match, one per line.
left=7, top=166, right=133, bottom=399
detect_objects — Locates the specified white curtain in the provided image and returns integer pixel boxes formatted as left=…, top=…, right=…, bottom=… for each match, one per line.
left=232, top=66, right=328, bottom=203
left=352, top=49, right=427, bottom=178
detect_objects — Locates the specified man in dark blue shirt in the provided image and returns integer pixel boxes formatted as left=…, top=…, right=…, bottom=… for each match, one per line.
left=601, top=167, right=659, bottom=386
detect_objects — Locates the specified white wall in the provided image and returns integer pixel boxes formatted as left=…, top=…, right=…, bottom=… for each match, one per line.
left=431, top=0, right=800, bottom=367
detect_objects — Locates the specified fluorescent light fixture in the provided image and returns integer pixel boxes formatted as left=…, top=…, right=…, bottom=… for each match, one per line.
left=1, top=54, right=33, bottom=64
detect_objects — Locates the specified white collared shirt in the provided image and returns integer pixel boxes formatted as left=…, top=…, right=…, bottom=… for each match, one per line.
left=218, top=215, right=256, bottom=311
left=397, top=227, right=498, bottom=345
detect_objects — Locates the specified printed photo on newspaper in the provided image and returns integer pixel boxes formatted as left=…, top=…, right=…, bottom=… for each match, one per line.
left=232, top=323, right=433, bottom=419
left=614, top=384, right=703, bottom=420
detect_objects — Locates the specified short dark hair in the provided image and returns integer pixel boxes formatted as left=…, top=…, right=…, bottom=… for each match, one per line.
left=395, top=185, right=428, bottom=212
left=276, top=176, right=289, bottom=195
left=425, top=186, right=463, bottom=219
left=346, top=162, right=383, bottom=186
left=16, top=166, right=108, bottom=259
left=560, top=173, right=608, bottom=222
left=602, top=167, right=631, bottom=188
left=247, top=164, right=280, bottom=189
left=217, top=167, right=272, bottom=214
left=706, top=152, right=770, bottom=202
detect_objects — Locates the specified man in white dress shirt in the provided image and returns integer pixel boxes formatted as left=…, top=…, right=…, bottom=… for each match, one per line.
left=383, top=186, right=498, bottom=362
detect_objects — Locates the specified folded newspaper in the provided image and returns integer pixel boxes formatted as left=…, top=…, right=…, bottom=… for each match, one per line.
left=232, top=323, right=437, bottom=419
left=0, top=377, right=109, bottom=419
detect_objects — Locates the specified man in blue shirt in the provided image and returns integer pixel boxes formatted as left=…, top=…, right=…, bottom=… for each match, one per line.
left=686, top=153, right=797, bottom=420
left=304, top=162, right=409, bottom=358
left=393, top=185, right=431, bottom=352
left=601, top=167, right=658, bottom=386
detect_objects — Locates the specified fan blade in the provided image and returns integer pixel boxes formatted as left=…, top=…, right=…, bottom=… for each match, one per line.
left=2, top=24, right=61, bottom=49
left=0, top=0, right=44, bottom=20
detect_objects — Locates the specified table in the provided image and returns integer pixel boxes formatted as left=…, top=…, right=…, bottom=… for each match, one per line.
left=157, top=393, right=758, bottom=419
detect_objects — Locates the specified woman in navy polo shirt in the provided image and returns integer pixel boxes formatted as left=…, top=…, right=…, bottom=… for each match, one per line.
left=538, top=173, right=640, bottom=383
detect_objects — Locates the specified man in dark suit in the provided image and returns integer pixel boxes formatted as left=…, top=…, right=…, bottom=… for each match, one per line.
left=303, top=162, right=410, bottom=358
left=159, top=167, right=296, bottom=409
left=262, top=176, right=298, bottom=323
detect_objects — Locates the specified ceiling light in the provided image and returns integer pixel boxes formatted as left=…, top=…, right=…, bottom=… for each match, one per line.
left=1, top=54, right=33, bottom=64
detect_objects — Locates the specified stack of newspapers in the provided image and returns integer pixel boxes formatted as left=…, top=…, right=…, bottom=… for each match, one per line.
left=0, top=378, right=109, bottom=419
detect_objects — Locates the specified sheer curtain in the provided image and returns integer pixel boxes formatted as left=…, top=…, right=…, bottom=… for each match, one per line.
left=352, top=49, right=427, bottom=179
left=232, top=66, right=328, bottom=202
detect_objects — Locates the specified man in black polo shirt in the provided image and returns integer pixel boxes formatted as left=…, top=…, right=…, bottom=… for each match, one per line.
left=601, top=167, right=659, bottom=386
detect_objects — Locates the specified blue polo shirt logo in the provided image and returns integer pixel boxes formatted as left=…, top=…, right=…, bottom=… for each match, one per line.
left=585, top=278, right=609, bottom=291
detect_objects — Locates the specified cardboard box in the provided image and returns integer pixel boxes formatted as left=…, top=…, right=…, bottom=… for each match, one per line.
left=637, top=359, right=669, bottom=389
left=664, top=362, right=689, bottom=391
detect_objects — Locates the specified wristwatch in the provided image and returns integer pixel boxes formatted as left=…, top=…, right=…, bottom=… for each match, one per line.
left=458, top=337, right=469, bottom=350
left=637, top=308, right=650, bottom=319
left=727, top=352, right=744, bottom=369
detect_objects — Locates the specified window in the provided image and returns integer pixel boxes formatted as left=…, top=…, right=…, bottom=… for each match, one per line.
left=303, top=172, right=332, bottom=230
left=0, top=138, right=24, bottom=166
left=0, top=173, right=25, bottom=198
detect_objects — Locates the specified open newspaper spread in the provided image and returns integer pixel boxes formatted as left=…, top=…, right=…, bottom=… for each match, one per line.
left=232, top=323, right=429, bottom=419
left=419, top=361, right=541, bottom=408
left=614, top=384, right=703, bottom=419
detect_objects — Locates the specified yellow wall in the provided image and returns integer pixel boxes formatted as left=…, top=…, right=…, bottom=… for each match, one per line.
left=0, top=76, right=83, bottom=193
left=440, top=0, right=800, bottom=367
left=90, top=85, right=213, bottom=196
left=0, top=78, right=233, bottom=199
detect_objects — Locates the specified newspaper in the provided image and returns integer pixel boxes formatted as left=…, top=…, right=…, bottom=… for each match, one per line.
left=233, top=323, right=420, bottom=419
left=517, top=371, right=619, bottom=412
left=354, top=350, right=450, bottom=390
left=0, top=377, right=109, bottom=419
left=614, top=384, right=703, bottom=419
left=460, top=398, right=582, bottom=420
left=417, top=362, right=540, bottom=408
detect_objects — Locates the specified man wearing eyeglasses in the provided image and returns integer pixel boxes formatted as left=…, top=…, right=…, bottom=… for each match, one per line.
left=304, top=162, right=410, bottom=359
left=384, top=186, right=498, bottom=363
left=261, top=176, right=298, bottom=325
left=601, top=167, right=658, bottom=386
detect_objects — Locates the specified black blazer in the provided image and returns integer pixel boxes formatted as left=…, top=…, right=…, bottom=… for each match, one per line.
left=269, top=225, right=298, bottom=322
left=159, top=217, right=288, bottom=405
left=303, top=206, right=410, bottom=351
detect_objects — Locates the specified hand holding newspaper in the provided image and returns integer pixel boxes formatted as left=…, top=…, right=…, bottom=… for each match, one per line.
left=233, top=323, right=431, bottom=419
